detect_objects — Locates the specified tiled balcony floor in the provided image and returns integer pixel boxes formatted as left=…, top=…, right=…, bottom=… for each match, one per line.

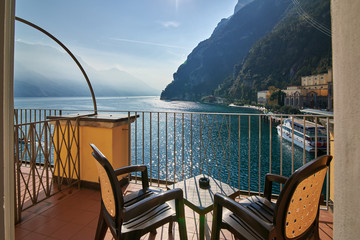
left=15, top=182, right=333, bottom=240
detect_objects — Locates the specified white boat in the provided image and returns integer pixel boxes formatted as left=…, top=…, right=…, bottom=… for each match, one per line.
left=276, top=118, right=328, bottom=152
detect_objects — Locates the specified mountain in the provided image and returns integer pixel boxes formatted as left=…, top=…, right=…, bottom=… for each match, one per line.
left=14, top=41, right=160, bottom=97
left=234, top=0, right=255, bottom=13
left=161, top=0, right=292, bottom=100
left=161, top=0, right=331, bottom=103
left=14, top=65, right=90, bottom=97
left=221, top=0, right=331, bottom=102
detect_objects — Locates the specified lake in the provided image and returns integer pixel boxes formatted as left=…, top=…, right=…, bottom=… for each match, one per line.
left=15, top=96, right=317, bottom=194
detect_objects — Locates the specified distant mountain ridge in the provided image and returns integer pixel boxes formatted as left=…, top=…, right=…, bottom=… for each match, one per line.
left=161, top=0, right=292, bottom=100
left=161, top=0, right=331, bottom=102
left=14, top=42, right=160, bottom=97
left=222, top=0, right=331, bottom=102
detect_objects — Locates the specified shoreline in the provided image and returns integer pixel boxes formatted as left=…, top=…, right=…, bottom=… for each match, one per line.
left=229, top=103, right=266, bottom=112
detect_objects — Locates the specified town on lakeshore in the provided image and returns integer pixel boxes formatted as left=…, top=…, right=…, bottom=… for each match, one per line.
left=257, top=68, right=333, bottom=112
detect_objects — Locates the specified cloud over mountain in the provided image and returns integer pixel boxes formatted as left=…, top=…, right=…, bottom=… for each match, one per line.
left=14, top=41, right=160, bottom=97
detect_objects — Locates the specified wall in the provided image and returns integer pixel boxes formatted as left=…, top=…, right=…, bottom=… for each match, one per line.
left=332, top=0, right=360, bottom=238
left=0, top=0, right=15, bottom=239
left=301, top=69, right=331, bottom=86
left=0, top=8, right=4, bottom=236
left=53, top=117, right=131, bottom=184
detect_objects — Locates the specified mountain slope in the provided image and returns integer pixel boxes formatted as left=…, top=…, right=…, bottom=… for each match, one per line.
left=161, top=0, right=292, bottom=101
left=14, top=42, right=160, bottom=97
left=222, top=0, right=331, bottom=102
left=14, top=65, right=90, bottom=97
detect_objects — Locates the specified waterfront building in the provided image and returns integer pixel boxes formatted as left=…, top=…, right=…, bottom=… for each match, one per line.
left=284, top=69, right=333, bottom=110
left=301, top=69, right=332, bottom=87
left=301, top=69, right=333, bottom=110
left=257, top=90, right=268, bottom=105
left=284, top=86, right=302, bottom=107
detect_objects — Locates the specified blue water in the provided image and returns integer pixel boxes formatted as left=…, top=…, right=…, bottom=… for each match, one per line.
left=15, top=96, right=259, bottom=113
left=15, top=96, right=317, bottom=194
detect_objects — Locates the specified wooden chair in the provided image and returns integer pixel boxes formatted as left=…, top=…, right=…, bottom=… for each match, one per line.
left=90, top=144, right=188, bottom=240
left=211, top=155, right=332, bottom=240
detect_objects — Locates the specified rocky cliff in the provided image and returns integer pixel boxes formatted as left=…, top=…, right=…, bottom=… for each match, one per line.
left=161, top=0, right=292, bottom=100
left=161, top=0, right=331, bottom=103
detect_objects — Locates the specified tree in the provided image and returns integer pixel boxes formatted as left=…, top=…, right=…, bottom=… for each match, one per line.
left=267, top=86, right=285, bottom=106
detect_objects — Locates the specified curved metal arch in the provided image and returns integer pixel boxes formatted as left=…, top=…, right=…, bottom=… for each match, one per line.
left=15, top=16, right=98, bottom=114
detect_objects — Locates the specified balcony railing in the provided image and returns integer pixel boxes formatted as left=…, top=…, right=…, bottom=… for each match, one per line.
left=14, top=109, right=81, bottom=223
left=13, top=108, right=333, bottom=222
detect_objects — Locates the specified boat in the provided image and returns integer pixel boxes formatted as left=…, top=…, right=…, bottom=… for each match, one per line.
left=276, top=118, right=328, bottom=152
left=18, top=138, right=45, bottom=148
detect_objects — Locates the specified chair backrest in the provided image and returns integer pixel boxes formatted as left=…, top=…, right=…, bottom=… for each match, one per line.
left=90, top=144, right=124, bottom=222
left=274, top=155, right=332, bottom=239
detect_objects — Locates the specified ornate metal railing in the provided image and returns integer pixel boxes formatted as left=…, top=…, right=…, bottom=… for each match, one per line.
left=13, top=108, right=333, bottom=222
left=128, top=111, right=332, bottom=202
left=14, top=110, right=80, bottom=223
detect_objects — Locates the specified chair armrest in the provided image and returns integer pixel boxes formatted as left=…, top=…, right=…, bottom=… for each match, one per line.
left=124, top=188, right=184, bottom=222
left=213, top=193, right=273, bottom=239
left=264, top=173, right=288, bottom=201
left=114, top=165, right=149, bottom=189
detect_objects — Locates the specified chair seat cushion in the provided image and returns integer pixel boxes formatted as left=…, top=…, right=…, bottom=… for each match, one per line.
left=122, top=202, right=176, bottom=235
left=123, top=188, right=162, bottom=207
left=222, top=196, right=275, bottom=240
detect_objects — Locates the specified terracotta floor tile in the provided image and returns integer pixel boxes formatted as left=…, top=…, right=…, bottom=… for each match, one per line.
left=32, top=218, right=68, bottom=237
left=25, top=201, right=53, bottom=215
left=15, top=184, right=333, bottom=240
left=85, top=214, right=99, bottom=228
left=219, top=229, right=235, bottom=240
left=16, top=211, right=37, bottom=226
left=15, top=227, right=32, bottom=239
left=69, top=226, right=97, bottom=240
left=319, top=222, right=333, bottom=240
left=21, top=231, right=49, bottom=240
left=17, top=215, right=52, bottom=232
left=85, top=200, right=100, bottom=213
left=39, top=205, right=66, bottom=218
left=49, top=222, right=84, bottom=240
left=69, top=210, right=97, bottom=226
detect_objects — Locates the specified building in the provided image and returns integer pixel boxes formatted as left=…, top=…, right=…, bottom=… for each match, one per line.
left=257, top=90, right=268, bottom=105
left=301, top=69, right=332, bottom=88
left=284, top=86, right=302, bottom=107
left=301, top=69, right=333, bottom=110
left=284, top=69, right=333, bottom=110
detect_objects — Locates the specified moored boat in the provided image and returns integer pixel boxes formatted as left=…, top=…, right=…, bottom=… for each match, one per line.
left=276, top=118, right=328, bottom=152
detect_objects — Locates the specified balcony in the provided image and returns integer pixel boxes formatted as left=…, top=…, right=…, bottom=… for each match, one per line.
left=15, top=183, right=333, bottom=240
left=14, top=109, right=334, bottom=239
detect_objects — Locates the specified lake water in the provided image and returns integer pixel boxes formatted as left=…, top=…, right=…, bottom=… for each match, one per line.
left=15, top=96, right=317, bottom=194
left=15, top=96, right=260, bottom=113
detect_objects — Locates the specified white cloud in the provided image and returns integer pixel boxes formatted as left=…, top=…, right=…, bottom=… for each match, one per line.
left=159, top=21, right=181, bottom=28
left=109, top=37, right=186, bottom=49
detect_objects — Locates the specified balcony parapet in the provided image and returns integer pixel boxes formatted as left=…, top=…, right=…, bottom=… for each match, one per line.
left=48, top=113, right=138, bottom=128
left=48, top=113, right=138, bottom=185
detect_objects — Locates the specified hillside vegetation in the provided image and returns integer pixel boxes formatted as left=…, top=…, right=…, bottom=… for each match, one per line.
left=161, top=0, right=331, bottom=103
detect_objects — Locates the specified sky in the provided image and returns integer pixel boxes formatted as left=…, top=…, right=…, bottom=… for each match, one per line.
left=15, top=0, right=238, bottom=91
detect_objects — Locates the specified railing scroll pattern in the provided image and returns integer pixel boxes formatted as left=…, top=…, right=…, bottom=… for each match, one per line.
left=14, top=113, right=80, bottom=223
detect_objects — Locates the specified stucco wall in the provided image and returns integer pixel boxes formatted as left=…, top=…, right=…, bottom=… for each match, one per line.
left=332, top=0, right=360, bottom=238
left=0, top=2, right=5, bottom=234
left=0, top=0, right=15, bottom=239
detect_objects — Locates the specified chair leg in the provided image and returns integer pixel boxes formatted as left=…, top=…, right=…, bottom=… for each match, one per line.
left=313, top=218, right=320, bottom=240
left=148, top=230, right=157, bottom=240
left=124, top=232, right=142, bottom=240
left=168, top=221, right=173, bottom=233
left=95, top=214, right=108, bottom=240
left=210, top=203, right=223, bottom=240
left=176, top=199, right=188, bottom=240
